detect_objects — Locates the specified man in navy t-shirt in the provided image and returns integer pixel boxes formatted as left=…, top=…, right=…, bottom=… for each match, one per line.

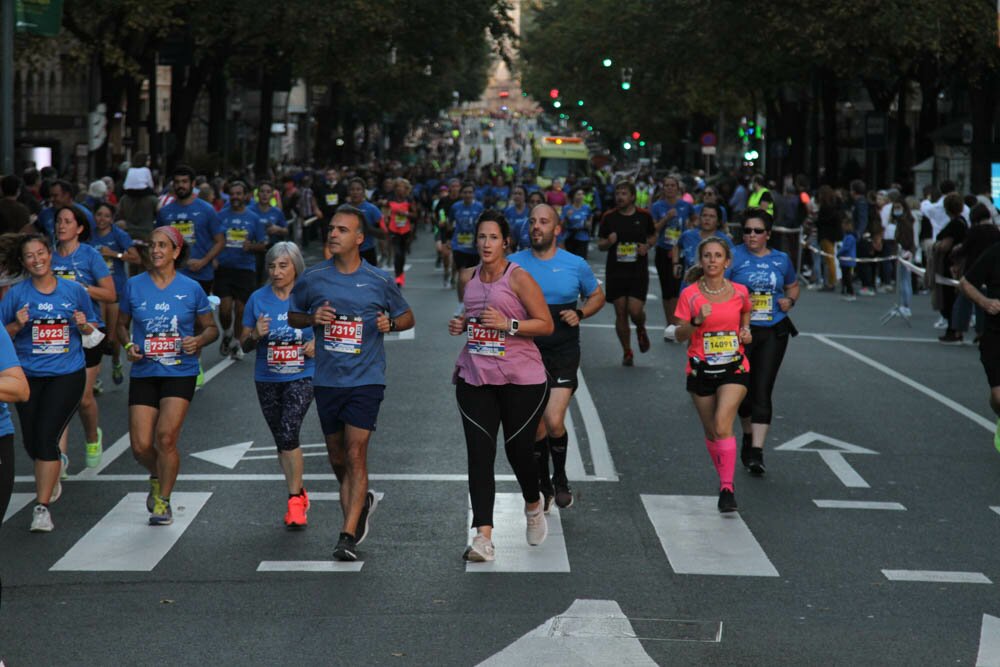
left=289, top=204, right=414, bottom=562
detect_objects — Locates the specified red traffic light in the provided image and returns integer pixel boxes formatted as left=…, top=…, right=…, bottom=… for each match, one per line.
left=631, top=131, right=641, bottom=140
left=499, top=90, right=509, bottom=98
left=549, top=88, right=559, bottom=99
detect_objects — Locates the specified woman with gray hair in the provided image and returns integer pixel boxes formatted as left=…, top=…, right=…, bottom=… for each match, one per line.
left=239, top=241, right=316, bottom=528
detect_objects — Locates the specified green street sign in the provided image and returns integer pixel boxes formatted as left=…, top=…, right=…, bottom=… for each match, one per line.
left=16, top=0, right=63, bottom=37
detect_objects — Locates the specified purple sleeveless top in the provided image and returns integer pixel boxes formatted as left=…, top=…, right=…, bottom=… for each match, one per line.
left=454, top=261, right=546, bottom=386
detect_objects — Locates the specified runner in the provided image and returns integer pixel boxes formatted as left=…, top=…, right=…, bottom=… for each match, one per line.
left=288, top=204, right=414, bottom=562
left=90, top=202, right=139, bottom=386
left=503, top=185, right=530, bottom=252
left=510, top=204, right=605, bottom=510
left=960, top=242, right=1000, bottom=450
left=448, top=210, right=553, bottom=562
left=676, top=203, right=734, bottom=280
left=386, top=178, right=417, bottom=287
left=118, top=226, right=218, bottom=526
left=156, top=165, right=225, bottom=295
left=215, top=181, right=267, bottom=360
left=342, top=177, right=386, bottom=267
left=449, top=182, right=485, bottom=303
left=252, top=181, right=290, bottom=281
left=650, top=176, right=694, bottom=341
left=726, top=208, right=799, bottom=475
left=434, top=179, right=461, bottom=286
left=239, top=242, right=315, bottom=528
left=674, top=237, right=752, bottom=512
left=597, top=181, right=656, bottom=366
left=0, top=233, right=100, bottom=531
left=561, top=188, right=593, bottom=259
left=51, top=205, right=116, bottom=472
left=0, top=308, right=28, bottom=538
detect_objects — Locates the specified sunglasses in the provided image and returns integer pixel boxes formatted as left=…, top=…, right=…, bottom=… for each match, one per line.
left=742, top=227, right=768, bottom=235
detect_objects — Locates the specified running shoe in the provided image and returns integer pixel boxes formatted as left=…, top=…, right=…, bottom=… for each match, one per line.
left=525, top=506, right=548, bottom=546
left=149, top=496, right=173, bottom=526
left=748, top=448, right=766, bottom=476
left=859, top=287, right=876, bottom=296
left=285, top=492, right=309, bottom=529
left=636, top=325, right=651, bottom=353
left=899, top=306, right=912, bottom=318
left=463, top=533, right=495, bottom=562
left=219, top=333, right=232, bottom=356
left=333, top=532, right=359, bottom=561
left=395, top=273, right=405, bottom=288
left=50, top=480, right=62, bottom=504
left=93, top=378, right=103, bottom=396
left=60, top=452, right=69, bottom=480
left=622, top=350, right=634, bottom=367
left=539, top=478, right=555, bottom=514
left=995, top=418, right=1000, bottom=454
left=553, top=477, right=573, bottom=509
left=841, top=295, right=857, bottom=302
left=355, top=490, right=378, bottom=545
left=933, top=316, right=949, bottom=330
left=230, top=343, right=245, bottom=361
left=663, top=324, right=677, bottom=342
left=30, top=505, right=53, bottom=533
left=740, top=436, right=753, bottom=470
left=146, top=477, right=161, bottom=512
left=938, top=331, right=963, bottom=345
left=112, top=361, right=124, bottom=385
left=718, top=489, right=738, bottom=513
left=84, top=427, right=103, bottom=468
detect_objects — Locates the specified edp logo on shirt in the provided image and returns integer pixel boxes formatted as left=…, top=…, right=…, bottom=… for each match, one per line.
left=38, top=302, right=53, bottom=312
left=154, top=302, right=171, bottom=312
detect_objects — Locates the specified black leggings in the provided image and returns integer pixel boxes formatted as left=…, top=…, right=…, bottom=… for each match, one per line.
left=738, top=322, right=791, bottom=424
left=16, top=371, right=86, bottom=461
left=456, top=378, right=549, bottom=528
left=391, top=233, right=408, bottom=277
left=255, top=378, right=314, bottom=451
left=0, top=434, right=13, bottom=524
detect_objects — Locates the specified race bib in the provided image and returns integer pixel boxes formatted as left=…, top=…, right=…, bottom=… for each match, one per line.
left=665, top=227, right=681, bottom=243
left=31, top=318, right=69, bottom=355
left=53, top=268, right=76, bottom=281
left=466, top=317, right=506, bottom=356
left=616, top=242, right=638, bottom=262
left=104, top=256, right=115, bottom=271
left=457, top=232, right=473, bottom=247
left=394, top=214, right=408, bottom=229
left=703, top=331, right=739, bottom=366
left=226, top=228, right=249, bottom=248
left=171, top=220, right=195, bottom=243
left=145, top=332, right=182, bottom=365
left=750, top=291, right=774, bottom=322
left=325, top=193, right=339, bottom=207
left=267, top=340, right=305, bottom=372
left=323, top=315, right=363, bottom=354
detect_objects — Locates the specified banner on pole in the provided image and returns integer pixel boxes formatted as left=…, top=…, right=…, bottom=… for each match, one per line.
left=15, top=0, right=63, bottom=37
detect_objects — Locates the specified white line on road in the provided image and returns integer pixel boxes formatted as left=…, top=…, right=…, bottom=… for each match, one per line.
left=991, top=506, right=1000, bottom=518
left=817, top=451, right=870, bottom=488
left=466, top=493, right=570, bottom=573
left=575, top=370, right=618, bottom=481
left=977, top=614, right=1000, bottom=667
left=813, top=500, right=906, bottom=510
left=800, top=332, right=940, bottom=343
left=50, top=492, right=212, bottom=571
left=257, top=561, right=363, bottom=572
left=563, top=410, right=587, bottom=480
left=2, top=493, right=34, bottom=523
left=813, top=334, right=994, bottom=432
left=641, top=494, right=779, bottom=577
left=16, top=472, right=621, bottom=483
left=881, top=570, right=992, bottom=584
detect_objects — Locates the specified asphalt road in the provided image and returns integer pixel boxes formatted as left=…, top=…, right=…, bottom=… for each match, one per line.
left=1, top=233, right=998, bottom=666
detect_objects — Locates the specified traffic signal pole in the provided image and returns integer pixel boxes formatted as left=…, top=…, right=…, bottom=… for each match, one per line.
left=1, top=0, right=14, bottom=174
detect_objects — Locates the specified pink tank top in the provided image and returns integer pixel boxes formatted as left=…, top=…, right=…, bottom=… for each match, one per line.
left=454, top=262, right=546, bottom=386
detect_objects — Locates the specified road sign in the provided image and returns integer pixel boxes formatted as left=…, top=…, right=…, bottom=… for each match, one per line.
left=700, top=131, right=717, bottom=147
left=701, top=145, right=716, bottom=156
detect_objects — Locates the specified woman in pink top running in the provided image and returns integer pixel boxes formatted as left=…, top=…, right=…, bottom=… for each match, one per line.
left=674, top=237, right=752, bottom=513
left=448, top=210, right=554, bottom=563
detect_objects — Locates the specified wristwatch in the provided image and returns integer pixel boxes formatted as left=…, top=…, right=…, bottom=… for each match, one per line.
left=507, top=318, right=519, bottom=336
left=389, top=318, right=397, bottom=332
left=116, top=252, right=123, bottom=260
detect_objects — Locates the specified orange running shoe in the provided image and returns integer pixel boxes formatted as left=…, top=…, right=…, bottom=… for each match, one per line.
left=285, top=489, right=309, bottom=529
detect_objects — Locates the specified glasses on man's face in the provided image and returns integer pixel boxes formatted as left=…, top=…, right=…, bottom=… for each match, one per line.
left=742, top=227, right=767, bottom=235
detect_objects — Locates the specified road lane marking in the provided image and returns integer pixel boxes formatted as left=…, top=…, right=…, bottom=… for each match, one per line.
left=813, top=334, right=994, bottom=432
left=978, top=614, right=1000, bottom=667
left=2, top=493, right=34, bottom=523
left=50, top=492, right=211, bottom=571
left=477, top=599, right=656, bottom=666
left=466, top=493, right=570, bottom=573
left=190, top=441, right=254, bottom=468
left=575, top=370, right=618, bottom=481
left=563, top=410, right=587, bottom=479
left=800, top=332, right=939, bottom=343
left=775, top=432, right=877, bottom=488
left=16, top=472, right=620, bottom=483
left=992, top=506, right=1000, bottom=518
left=813, top=500, right=906, bottom=510
left=641, top=494, right=779, bottom=577
left=881, top=570, right=992, bottom=584
left=257, top=561, right=363, bottom=572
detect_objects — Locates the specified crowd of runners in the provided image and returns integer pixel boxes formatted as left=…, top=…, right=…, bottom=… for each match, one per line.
left=0, top=131, right=998, bottom=564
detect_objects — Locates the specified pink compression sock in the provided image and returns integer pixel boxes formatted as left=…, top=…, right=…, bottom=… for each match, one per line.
left=716, top=437, right=737, bottom=492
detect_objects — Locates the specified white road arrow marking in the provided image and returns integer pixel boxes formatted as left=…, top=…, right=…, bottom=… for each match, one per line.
left=477, top=599, right=656, bottom=666
left=774, top=431, right=877, bottom=488
left=978, top=614, right=1000, bottom=667
left=191, top=441, right=254, bottom=469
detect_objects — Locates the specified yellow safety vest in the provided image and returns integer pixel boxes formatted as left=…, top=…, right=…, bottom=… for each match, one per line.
left=748, top=187, right=773, bottom=216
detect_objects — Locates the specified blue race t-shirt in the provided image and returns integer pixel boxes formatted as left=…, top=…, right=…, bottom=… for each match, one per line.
left=243, top=285, right=315, bottom=383
left=450, top=201, right=485, bottom=254
left=491, top=185, right=511, bottom=208
left=561, top=204, right=592, bottom=242
left=217, top=207, right=266, bottom=271
left=254, top=205, right=288, bottom=245
left=726, top=244, right=798, bottom=327
left=156, top=198, right=222, bottom=282
left=119, top=272, right=212, bottom=378
left=289, top=260, right=410, bottom=388
left=90, top=225, right=134, bottom=296
left=51, top=243, right=112, bottom=327
left=38, top=204, right=97, bottom=243
left=0, top=331, right=20, bottom=436
left=650, top=199, right=694, bottom=249
left=504, top=204, right=531, bottom=251
left=0, top=278, right=96, bottom=377
left=693, top=203, right=729, bottom=225
left=355, top=200, right=383, bottom=253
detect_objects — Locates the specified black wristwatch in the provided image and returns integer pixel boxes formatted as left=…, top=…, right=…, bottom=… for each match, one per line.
left=389, top=318, right=397, bottom=332
left=574, top=309, right=584, bottom=321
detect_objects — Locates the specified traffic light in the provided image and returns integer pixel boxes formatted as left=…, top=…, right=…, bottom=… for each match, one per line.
left=638, top=140, right=646, bottom=147
left=621, top=67, right=633, bottom=91
left=553, top=100, right=562, bottom=108
left=602, top=58, right=613, bottom=68
left=621, top=82, right=631, bottom=91
left=623, top=141, right=633, bottom=150
left=577, top=99, right=584, bottom=107
left=631, top=131, right=641, bottom=140
left=549, top=88, right=559, bottom=99
left=744, top=150, right=759, bottom=160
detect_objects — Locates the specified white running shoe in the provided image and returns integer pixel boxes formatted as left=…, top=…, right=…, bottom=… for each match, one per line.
left=525, top=506, right=548, bottom=546
left=30, top=505, right=53, bottom=532
left=50, top=480, right=62, bottom=504
left=933, top=316, right=948, bottom=330
left=230, top=343, right=245, bottom=361
left=464, top=533, right=495, bottom=562
left=663, top=324, right=677, bottom=341
left=899, top=306, right=912, bottom=318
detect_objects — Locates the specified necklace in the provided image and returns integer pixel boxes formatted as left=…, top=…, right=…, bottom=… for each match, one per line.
left=700, top=278, right=727, bottom=295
